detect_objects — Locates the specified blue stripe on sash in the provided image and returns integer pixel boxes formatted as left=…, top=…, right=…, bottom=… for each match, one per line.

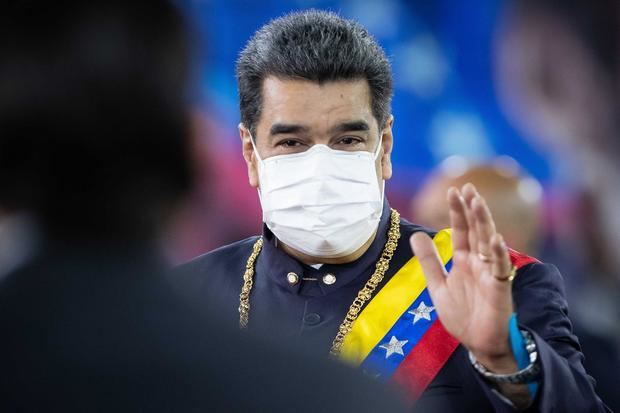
left=359, top=259, right=453, bottom=380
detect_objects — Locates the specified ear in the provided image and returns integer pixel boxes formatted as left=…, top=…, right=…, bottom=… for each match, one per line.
left=380, top=115, right=394, bottom=180
left=239, top=123, right=259, bottom=188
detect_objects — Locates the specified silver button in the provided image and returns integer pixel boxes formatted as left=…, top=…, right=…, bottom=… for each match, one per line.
left=304, top=313, right=322, bottom=326
left=322, top=273, right=337, bottom=285
left=286, top=272, right=299, bottom=285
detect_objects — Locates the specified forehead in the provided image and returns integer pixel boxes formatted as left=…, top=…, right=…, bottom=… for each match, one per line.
left=258, top=76, right=376, bottom=130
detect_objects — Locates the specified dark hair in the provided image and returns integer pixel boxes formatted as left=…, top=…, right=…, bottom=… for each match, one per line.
left=236, top=10, right=393, bottom=137
left=0, top=0, right=193, bottom=241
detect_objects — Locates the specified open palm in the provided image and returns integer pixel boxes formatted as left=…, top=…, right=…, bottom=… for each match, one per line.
left=410, top=183, right=514, bottom=364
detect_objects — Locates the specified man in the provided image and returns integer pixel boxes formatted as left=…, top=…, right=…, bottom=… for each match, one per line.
left=0, top=2, right=407, bottom=411
left=175, top=10, right=609, bottom=411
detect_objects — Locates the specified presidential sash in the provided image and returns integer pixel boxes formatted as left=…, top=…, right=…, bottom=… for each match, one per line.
left=337, top=229, right=541, bottom=399
left=338, top=229, right=458, bottom=399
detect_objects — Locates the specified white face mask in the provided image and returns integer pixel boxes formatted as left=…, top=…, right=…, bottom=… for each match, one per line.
left=252, top=138, right=385, bottom=258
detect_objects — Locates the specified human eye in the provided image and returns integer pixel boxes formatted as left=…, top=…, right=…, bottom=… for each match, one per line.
left=273, top=138, right=309, bottom=154
left=276, top=139, right=304, bottom=148
left=335, top=136, right=364, bottom=148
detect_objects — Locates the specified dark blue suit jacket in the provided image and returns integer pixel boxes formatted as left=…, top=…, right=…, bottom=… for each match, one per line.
left=174, top=202, right=610, bottom=412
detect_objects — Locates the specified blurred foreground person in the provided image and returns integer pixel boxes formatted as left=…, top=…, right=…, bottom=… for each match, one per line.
left=175, top=10, right=609, bottom=412
left=0, top=2, right=407, bottom=412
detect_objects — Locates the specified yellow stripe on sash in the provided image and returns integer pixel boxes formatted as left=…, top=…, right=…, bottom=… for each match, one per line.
left=340, top=229, right=453, bottom=365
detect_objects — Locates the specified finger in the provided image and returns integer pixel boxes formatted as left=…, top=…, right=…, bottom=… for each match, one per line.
left=410, top=232, right=448, bottom=294
left=447, top=187, right=469, bottom=254
left=490, top=233, right=511, bottom=283
left=472, top=195, right=497, bottom=259
left=461, top=183, right=479, bottom=253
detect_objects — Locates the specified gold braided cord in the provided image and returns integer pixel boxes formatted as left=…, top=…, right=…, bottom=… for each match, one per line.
left=238, top=209, right=401, bottom=356
left=239, top=237, right=264, bottom=329
left=329, top=209, right=400, bottom=356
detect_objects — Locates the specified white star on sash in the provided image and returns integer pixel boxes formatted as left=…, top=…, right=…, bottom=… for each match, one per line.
left=408, top=301, right=435, bottom=324
left=378, top=336, right=408, bottom=359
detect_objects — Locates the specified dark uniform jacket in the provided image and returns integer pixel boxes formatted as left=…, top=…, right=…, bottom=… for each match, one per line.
left=175, top=201, right=610, bottom=412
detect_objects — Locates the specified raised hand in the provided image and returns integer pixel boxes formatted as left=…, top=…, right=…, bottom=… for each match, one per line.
left=410, top=183, right=518, bottom=373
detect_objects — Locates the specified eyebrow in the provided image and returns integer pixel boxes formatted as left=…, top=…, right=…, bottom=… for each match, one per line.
left=269, top=123, right=310, bottom=136
left=329, top=120, right=370, bottom=134
left=268, top=120, right=370, bottom=137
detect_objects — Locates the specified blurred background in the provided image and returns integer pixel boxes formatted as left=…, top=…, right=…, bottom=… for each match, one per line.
left=167, top=1, right=619, bottom=406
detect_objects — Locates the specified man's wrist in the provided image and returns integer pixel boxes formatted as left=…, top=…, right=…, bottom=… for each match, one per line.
left=468, top=327, right=517, bottom=375
left=473, top=351, right=519, bottom=375
left=469, top=327, right=541, bottom=385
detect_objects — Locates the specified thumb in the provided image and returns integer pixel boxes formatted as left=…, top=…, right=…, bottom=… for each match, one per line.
left=410, top=232, right=447, bottom=294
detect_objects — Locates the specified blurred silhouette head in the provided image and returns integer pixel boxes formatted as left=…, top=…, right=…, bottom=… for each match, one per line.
left=411, top=157, right=544, bottom=255
left=496, top=0, right=620, bottom=159
left=0, top=0, right=193, bottom=243
left=495, top=0, right=620, bottom=275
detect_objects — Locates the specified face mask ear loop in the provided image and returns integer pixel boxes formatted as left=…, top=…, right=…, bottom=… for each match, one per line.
left=374, top=135, right=384, bottom=161
left=249, top=133, right=263, bottom=164
left=374, top=135, right=386, bottom=206
left=249, top=132, right=265, bottom=204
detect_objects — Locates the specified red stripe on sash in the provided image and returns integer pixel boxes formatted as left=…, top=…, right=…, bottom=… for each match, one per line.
left=508, top=249, right=540, bottom=269
left=391, top=320, right=459, bottom=401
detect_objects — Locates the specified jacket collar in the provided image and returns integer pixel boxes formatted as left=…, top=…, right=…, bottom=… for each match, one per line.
left=255, top=201, right=392, bottom=297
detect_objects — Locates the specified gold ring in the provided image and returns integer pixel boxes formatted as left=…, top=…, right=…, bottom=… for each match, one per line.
left=495, top=265, right=517, bottom=282
left=477, top=252, right=493, bottom=263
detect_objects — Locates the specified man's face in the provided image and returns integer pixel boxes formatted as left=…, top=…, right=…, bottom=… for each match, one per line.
left=240, top=76, right=394, bottom=189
